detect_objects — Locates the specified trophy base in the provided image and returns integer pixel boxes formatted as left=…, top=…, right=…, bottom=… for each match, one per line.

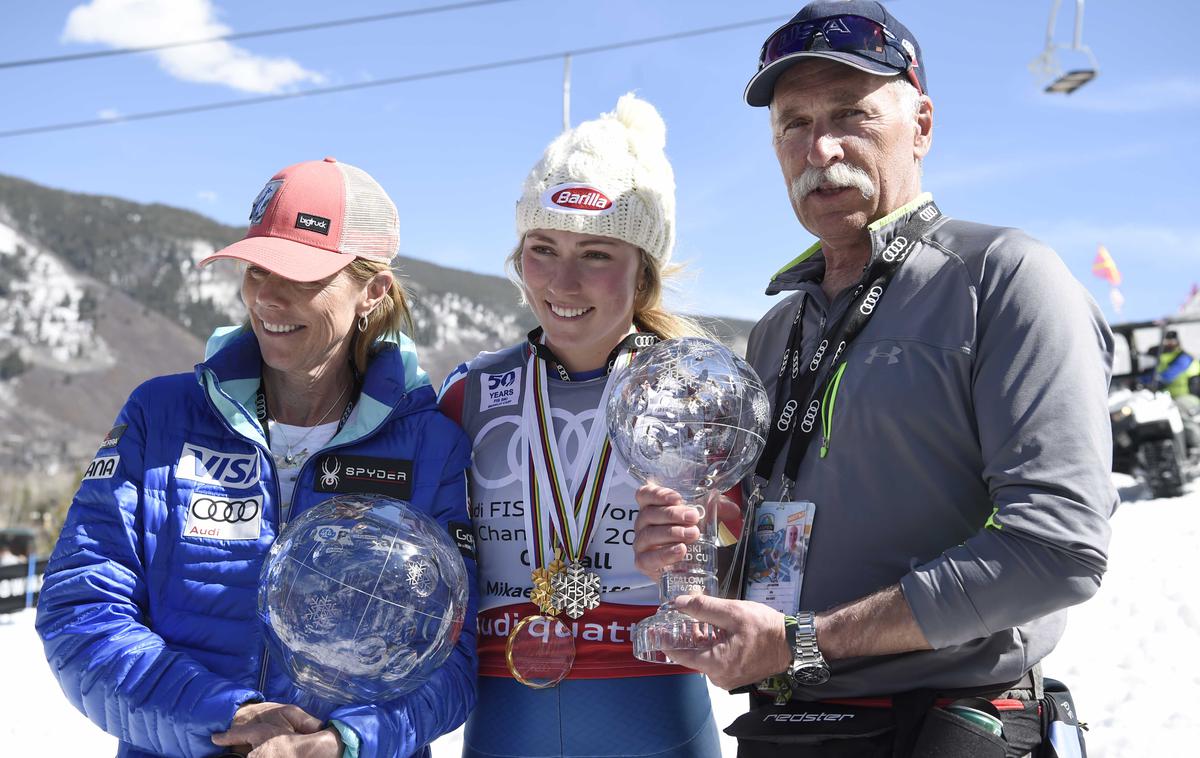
left=632, top=606, right=723, bottom=663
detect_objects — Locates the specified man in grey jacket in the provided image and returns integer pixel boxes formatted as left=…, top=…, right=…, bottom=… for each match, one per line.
left=632, top=2, right=1116, bottom=755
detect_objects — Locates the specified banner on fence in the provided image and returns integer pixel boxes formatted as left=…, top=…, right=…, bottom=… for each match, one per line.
left=0, top=558, right=48, bottom=614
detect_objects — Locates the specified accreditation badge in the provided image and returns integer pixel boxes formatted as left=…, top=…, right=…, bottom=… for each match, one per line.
left=742, top=500, right=815, bottom=614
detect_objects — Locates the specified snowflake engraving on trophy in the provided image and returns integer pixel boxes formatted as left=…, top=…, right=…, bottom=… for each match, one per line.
left=302, top=593, right=340, bottom=633
left=607, top=338, right=770, bottom=662
left=550, top=561, right=601, bottom=619
left=404, top=555, right=438, bottom=598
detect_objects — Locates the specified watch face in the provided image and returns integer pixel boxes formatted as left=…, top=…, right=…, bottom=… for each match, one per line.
left=793, top=664, right=831, bottom=686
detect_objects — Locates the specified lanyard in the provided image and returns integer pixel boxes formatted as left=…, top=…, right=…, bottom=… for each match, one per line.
left=254, top=381, right=356, bottom=446
left=525, top=327, right=658, bottom=382
left=752, top=201, right=942, bottom=498
left=519, top=330, right=657, bottom=570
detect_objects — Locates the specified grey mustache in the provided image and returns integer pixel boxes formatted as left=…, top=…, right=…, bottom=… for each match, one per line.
left=791, top=163, right=877, bottom=203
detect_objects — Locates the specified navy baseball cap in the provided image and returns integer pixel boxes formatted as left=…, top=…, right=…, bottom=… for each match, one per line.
left=745, top=0, right=927, bottom=107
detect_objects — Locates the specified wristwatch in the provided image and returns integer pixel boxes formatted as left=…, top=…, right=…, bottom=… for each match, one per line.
left=785, top=611, right=830, bottom=686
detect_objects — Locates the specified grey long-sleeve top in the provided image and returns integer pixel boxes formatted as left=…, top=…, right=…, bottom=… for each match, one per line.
left=746, top=193, right=1118, bottom=698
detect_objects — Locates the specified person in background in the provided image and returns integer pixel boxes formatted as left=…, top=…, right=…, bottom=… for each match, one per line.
left=632, top=2, right=1116, bottom=756
left=1146, top=329, right=1200, bottom=447
left=36, top=157, right=477, bottom=758
left=438, top=94, right=721, bottom=757
left=1147, top=330, right=1199, bottom=396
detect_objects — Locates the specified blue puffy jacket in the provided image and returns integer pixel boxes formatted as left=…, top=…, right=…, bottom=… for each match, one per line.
left=36, top=328, right=478, bottom=758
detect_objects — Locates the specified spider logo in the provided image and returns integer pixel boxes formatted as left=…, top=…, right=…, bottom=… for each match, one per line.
left=320, top=457, right=341, bottom=488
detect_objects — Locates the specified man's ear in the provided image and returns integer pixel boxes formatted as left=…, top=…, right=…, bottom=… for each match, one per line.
left=914, top=96, right=933, bottom=160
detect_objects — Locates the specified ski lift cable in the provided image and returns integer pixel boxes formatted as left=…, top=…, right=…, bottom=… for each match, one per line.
left=0, top=15, right=789, bottom=140
left=0, top=0, right=524, bottom=71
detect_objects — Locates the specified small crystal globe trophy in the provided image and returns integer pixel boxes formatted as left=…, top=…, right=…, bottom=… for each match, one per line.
left=606, top=338, right=770, bottom=662
left=258, top=494, right=469, bottom=705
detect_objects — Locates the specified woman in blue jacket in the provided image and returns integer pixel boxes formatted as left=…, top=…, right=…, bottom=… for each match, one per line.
left=35, top=158, right=477, bottom=758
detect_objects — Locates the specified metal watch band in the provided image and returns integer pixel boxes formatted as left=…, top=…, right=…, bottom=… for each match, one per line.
left=793, top=611, right=821, bottom=661
left=788, top=611, right=830, bottom=686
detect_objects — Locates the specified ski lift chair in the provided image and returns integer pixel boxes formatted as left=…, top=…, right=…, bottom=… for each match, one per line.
left=1030, top=0, right=1099, bottom=94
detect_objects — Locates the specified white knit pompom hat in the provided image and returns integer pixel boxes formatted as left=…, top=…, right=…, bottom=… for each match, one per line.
left=515, top=93, right=676, bottom=267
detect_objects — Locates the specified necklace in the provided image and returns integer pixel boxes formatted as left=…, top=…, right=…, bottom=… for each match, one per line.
left=270, top=383, right=350, bottom=468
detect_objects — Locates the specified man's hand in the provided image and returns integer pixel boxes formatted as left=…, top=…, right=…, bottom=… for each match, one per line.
left=633, top=485, right=740, bottom=580
left=212, top=702, right=325, bottom=755
left=664, top=594, right=792, bottom=691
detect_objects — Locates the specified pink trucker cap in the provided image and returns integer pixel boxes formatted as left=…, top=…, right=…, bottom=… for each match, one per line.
left=200, top=157, right=398, bottom=282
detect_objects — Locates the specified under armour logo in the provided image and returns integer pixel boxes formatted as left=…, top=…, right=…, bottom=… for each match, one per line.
left=865, top=345, right=902, bottom=365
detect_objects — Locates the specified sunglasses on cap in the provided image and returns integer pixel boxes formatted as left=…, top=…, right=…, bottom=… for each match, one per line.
left=758, top=14, right=923, bottom=95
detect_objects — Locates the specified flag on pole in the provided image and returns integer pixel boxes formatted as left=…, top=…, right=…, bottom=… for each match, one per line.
left=1109, top=287, right=1125, bottom=315
left=1092, top=244, right=1122, bottom=286
left=1181, top=283, right=1200, bottom=315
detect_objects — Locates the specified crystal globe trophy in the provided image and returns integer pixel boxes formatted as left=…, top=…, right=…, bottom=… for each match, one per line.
left=258, top=494, right=469, bottom=705
left=606, top=337, right=770, bottom=662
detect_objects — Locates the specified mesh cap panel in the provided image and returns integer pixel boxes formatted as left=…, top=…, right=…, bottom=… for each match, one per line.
left=336, top=162, right=399, bottom=261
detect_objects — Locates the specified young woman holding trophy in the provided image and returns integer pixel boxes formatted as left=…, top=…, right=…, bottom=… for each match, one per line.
left=438, top=94, right=722, bottom=757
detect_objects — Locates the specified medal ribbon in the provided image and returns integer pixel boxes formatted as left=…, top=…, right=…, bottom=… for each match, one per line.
left=520, top=331, right=648, bottom=570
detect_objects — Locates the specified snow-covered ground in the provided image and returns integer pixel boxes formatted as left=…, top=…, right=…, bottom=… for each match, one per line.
left=4, top=474, right=1197, bottom=757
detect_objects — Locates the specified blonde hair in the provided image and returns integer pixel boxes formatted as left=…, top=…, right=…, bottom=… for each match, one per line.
left=505, top=237, right=709, bottom=342
left=344, top=258, right=414, bottom=376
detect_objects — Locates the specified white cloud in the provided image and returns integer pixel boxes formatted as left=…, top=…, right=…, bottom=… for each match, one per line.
left=97, top=108, right=121, bottom=120
left=196, top=190, right=218, bottom=203
left=62, top=0, right=325, bottom=94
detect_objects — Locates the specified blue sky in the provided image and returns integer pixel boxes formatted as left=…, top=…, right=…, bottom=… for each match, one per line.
left=3, top=0, right=1198, bottom=323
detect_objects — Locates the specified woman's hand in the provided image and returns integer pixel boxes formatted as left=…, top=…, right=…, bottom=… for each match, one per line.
left=632, top=485, right=740, bottom=580
left=212, top=702, right=332, bottom=756
left=230, top=728, right=344, bottom=758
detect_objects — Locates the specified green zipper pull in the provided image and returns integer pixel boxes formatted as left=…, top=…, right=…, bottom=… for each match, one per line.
left=819, top=362, right=848, bottom=459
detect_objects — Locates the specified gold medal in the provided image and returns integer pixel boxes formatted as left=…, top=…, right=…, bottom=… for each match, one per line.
left=507, top=551, right=577, bottom=688
left=530, top=550, right=565, bottom=615
left=505, top=614, right=576, bottom=689
left=508, top=336, right=648, bottom=687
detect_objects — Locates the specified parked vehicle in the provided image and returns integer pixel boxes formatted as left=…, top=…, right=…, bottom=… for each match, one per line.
left=1108, top=316, right=1200, bottom=497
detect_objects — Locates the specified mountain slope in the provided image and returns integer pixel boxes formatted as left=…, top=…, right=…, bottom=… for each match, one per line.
left=0, top=172, right=753, bottom=473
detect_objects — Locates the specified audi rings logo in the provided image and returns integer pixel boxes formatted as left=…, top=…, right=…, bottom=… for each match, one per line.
left=810, top=339, right=828, bottom=371
left=800, top=399, right=820, bottom=433
left=776, top=399, right=798, bottom=431
left=191, top=496, right=260, bottom=523
left=881, top=235, right=908, bottom=263
left=184, top=491, right=262, bottom=540
left=918, top=205, right=938, bottom=223
left=859, top=285, right=884, bottom=315
left=632, top=334, right=657, bottom=349
left=779, top=348, right=790, bottom=377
